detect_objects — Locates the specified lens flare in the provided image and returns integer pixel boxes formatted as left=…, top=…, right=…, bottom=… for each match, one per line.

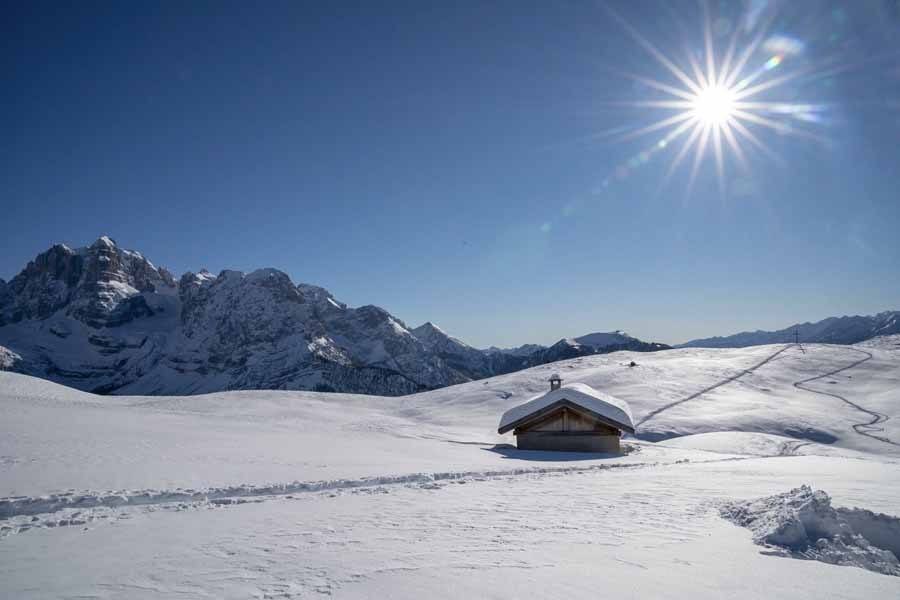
left=600, top=3, right=829, bottom=195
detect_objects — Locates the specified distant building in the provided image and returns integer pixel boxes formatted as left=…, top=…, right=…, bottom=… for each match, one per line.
left=497, top=375, right=635, bottom=453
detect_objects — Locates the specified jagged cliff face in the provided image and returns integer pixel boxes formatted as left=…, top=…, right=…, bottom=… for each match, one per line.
left=165, top=267, right=462, bottom=395
left=0, top=238, right=466, bottom=395
left=410, top=322, right=494, bottom=381
left=0, top=237, right=176, bottom=328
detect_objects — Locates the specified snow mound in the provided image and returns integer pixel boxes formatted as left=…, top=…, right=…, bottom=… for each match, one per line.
left=721, top=485, right=900, bottom=576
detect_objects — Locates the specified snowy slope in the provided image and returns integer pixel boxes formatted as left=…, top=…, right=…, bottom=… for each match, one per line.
left=2, top=337, right=899, bottom=499
left=2, top=337, right=900, bottom=598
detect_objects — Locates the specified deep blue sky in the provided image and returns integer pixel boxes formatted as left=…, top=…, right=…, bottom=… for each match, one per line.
left=3, top=1, right=899, bottom=347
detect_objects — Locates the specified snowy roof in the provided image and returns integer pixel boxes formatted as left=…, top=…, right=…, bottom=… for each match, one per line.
left=498, top=383, right=635, bottom=435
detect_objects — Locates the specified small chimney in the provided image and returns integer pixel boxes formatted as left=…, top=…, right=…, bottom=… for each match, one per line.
left=549, top=373, right=562, bottom=391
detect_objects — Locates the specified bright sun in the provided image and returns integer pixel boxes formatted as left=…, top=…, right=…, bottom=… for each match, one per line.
left=599, top=4, right=827, bottom=195
left=691, top=85, right=736, bottom=126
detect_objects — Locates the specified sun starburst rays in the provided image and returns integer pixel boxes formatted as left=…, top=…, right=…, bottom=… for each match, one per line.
left=602, top=3, right=828, bottom=195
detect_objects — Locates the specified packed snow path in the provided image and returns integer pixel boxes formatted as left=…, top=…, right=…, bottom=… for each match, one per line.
left=0, top=460, right=656, bottom=523
left=636, top=344, right=795, bottom=428
left=635, top=342, right=899, bottom=450
left=793, top=346, right=899, bottom=448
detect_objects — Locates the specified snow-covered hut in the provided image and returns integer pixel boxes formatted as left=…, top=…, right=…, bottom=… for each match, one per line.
left=497, top=376, right=635, bottom=453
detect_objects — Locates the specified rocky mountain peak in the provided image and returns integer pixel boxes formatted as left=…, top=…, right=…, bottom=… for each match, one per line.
left=483, top=343, right=546, bottom=356
left=412, top=321, right=444, bottom=337
left=2, top=238, right=175, bottom=328
left=90, top=235, right=117, bottom=250
left=244, top=269, right=303, bottom=303
left=573, top=331, right=635, bottom=348
left=297, top=284, right=345, bottom=310
left=411, top=321, right=474, bottom=352
left=2, top=243, right=83, bottom=322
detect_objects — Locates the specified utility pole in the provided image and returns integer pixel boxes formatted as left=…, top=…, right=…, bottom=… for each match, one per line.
left=794, top=329, right=805, bottom=353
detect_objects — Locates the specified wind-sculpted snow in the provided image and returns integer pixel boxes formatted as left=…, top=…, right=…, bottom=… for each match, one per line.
left=721, top=485, right=900, bottom=576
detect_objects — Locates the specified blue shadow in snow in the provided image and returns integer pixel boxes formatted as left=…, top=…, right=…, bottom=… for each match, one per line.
left=485, top=444, right=623, bottom=462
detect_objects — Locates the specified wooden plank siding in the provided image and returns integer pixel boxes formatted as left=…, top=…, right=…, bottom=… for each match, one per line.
left=512, top=405, right=623, bottom=452
left=513, top=406, right=620, bottom=435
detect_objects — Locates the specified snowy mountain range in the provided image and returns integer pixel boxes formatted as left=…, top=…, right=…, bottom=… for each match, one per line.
left=681, top=311, right=900, bottom=348
left=0, top=237, right=669, bottom=396
left=4, top=237, right=892, bottom=396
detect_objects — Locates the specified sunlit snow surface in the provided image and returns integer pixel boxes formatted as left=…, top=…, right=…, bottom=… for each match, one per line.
left=2, top=337, right=899, bottom=598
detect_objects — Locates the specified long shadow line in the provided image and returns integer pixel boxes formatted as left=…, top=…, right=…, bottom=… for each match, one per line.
left=636, top=344, right=795, bottom=428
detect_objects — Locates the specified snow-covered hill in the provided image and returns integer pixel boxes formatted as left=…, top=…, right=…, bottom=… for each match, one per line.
left=2, top=337, right=899, bottom=597
left=682, top=311, right=900, bottom=348
left=2, top=337, right=898, bottom=496
left=0, top=237, right=669, bottom=396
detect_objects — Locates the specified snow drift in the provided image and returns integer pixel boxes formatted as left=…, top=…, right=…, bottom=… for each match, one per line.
left=721, top=485, right=900, bottom=576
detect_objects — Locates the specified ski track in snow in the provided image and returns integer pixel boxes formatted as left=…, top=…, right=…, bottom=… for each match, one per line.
left=4, top=451, right=822, bottom=538
left=636, top=344, right=795, bottom=428
left=792, top=346, right=899, bottom=448
left=0, top=462, right=653, bottom=524
left=3, top=454, right=789, bottom=538
left=636, top=343, right=898, bottom=449
left=4, top=453, right=899, bottom=600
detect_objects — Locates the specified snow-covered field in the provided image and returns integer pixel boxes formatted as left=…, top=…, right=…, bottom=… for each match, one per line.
left=2, top=337, right=900, bottom=598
